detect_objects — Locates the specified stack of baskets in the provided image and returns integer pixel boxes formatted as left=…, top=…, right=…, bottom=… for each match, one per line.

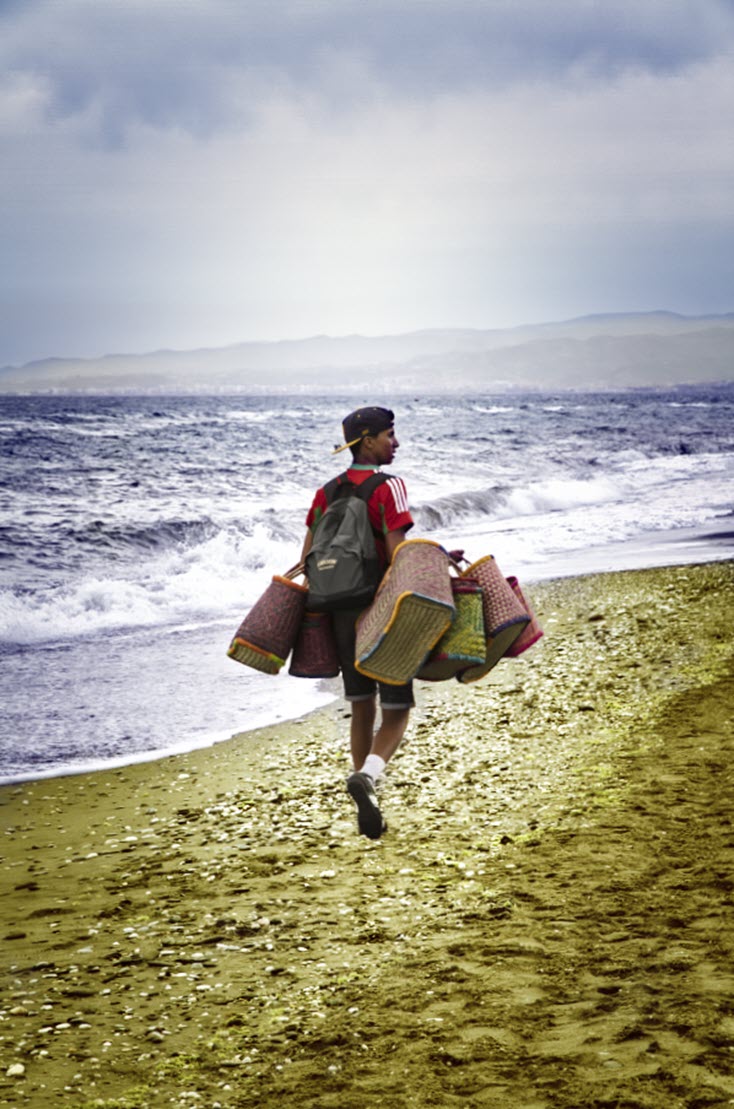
left=227, top=546, right=543, bottom=686
left=227, top=564, right=342, bottom=679
left=455, top=555, right=531, bottom=683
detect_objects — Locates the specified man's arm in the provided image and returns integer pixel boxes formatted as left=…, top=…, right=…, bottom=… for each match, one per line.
left=373, top=476, right=412, bottom=562
left=385, top=528, right=407, bottom=563
left=300, top=529, right=313, bottom=565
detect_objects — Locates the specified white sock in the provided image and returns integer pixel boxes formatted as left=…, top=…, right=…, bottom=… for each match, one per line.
left=360, top=754, right=386, bottom=781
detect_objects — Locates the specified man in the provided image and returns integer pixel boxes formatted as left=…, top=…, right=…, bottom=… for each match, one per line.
left=301, top=406, right=414, bottom=840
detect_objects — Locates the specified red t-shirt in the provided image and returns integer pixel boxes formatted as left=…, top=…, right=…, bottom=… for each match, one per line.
left=306, top=467, right=413, bottom=568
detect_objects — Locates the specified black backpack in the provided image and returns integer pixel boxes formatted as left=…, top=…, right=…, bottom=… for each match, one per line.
left=305, top=472, right=390, bottom=612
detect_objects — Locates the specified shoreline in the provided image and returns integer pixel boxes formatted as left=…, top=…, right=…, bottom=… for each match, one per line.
left=1, top=560, right=733, bottom=1108
left=2, top=526, right=732, bottom=787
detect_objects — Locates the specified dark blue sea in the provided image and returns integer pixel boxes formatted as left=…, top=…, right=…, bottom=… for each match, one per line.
left=1, top=388, right=732, bottom=783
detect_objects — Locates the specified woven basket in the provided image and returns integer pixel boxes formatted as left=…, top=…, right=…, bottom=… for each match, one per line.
left=227, top=570, right=308, bottom=675
left=227, top=638, right=286, bottom=675
left=417, top=578, right=486, bottom=682
left=505, top=576, right=544, bottom=657
left=355, top=539, right=454, bottom=685
left=289, top=611, right=340, bottom=678
left=456, top=555, right=529, bottom=684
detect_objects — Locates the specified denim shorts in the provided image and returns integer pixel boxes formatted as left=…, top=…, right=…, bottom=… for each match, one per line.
left=331, top=608, right=415, bottom=710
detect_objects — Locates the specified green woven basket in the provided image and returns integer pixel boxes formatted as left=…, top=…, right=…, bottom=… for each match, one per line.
left=418, top=578, right=486, bottom=682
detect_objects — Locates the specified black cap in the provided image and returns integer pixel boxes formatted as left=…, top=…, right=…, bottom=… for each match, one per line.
left=335, top=407, right=394, bottom=454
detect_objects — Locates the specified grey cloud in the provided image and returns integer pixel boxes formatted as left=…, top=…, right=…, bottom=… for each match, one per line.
left=2, top=0, right=734, bottom=145
left=2, top=0, right=732, bottom=364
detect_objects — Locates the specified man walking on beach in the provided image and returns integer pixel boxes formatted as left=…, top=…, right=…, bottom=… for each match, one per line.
left=301, top=407, right=414, bottom=841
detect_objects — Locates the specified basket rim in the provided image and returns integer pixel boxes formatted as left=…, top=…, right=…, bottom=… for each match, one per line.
left=356, top=593, right=453, bottom=684
left=227, top=636, right=286, bottom=665
left=459, top=554, right=496, bottom=577
left=507, top=627, right=544, bottom=656
left=271, top=574, right=309, bottom=594
left=392, top=537, right=448, bottom=557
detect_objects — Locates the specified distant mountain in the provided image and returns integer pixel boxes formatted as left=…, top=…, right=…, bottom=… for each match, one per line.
left=1, top=312, right=732, bottom=393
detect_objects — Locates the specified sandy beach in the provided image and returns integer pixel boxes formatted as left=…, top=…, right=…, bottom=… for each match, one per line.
left=1, top=560, right=733, bottom=1109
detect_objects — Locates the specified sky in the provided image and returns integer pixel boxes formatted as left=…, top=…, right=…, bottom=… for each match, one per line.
left=1, top=0, right=733, bottom=367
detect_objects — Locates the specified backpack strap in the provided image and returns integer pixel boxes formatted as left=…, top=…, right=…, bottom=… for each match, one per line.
left=320, top=471, right=391, bottom=539
left=322, top=472, right=347, bottom=505
left=352, top=472, right=390, bottom=503
left=323, top=471, right=390, bottom=505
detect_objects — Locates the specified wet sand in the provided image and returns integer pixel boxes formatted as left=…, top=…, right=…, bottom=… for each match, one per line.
left=1, top=561, right=733, bottom=1109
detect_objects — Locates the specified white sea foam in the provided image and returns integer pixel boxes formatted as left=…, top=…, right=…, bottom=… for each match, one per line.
left=0, top=525, right=296, bottom=645
left=222, top=409, right=273, bottom=422
left=498, top=475, right=622, bottom=517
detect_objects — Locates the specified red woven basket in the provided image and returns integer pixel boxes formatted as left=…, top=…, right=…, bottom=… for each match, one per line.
left=227, top=569, right=308, bottom=675
left=289, top=611, right=340, bottom=678
left=504, top=576, right=544, bottom=656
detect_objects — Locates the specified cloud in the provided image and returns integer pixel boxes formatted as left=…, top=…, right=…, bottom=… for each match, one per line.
left=1, top=0, right=733, bottom=363
left=3, top=0, right=734, bottom=142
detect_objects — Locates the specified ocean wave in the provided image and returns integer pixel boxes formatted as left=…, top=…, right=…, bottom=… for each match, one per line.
left=0, top=524, right=297, bottom=646
left=666, top=400, right=724, bottom=408
left=62, top=516, right=220, bottom=555
left=0, top=416, right=136, bottom=442
left=502, top=475, right=622, bottom=517
left=415, top=474, right=622, bottom=531
left=0, top=516, right=228, bottom=575
left=415, top=487, right=506, bottom=528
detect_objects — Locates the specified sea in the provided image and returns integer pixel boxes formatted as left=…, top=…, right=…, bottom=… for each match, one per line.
left=1, top=387, right=732, bottom=784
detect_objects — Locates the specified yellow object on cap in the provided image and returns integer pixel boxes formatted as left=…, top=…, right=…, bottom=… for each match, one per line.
left=332, top=436, right=364, bottom=455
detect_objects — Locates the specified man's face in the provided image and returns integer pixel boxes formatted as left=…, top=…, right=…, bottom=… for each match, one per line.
left=366, top=426, right=399, bottom=466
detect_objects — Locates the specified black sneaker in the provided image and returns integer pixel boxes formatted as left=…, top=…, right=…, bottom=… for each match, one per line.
left=346, top=772, right=386, bottom=840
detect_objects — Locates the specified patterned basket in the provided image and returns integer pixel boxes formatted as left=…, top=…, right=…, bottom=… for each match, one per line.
left=417, top=578, right=486, bottom=682
left=227, top=571, right=308, bottom=675
left=456, top=555, right=530, bottom=684
left=505, top=576, right=544, bottom=657
left=289, top=611, right=341, bottom=678
left=355, top=539, right=455, bottom=685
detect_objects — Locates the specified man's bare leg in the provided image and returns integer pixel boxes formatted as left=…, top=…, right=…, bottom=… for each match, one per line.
left=347, top=703, right=411, bottom=840
left=350, top=701, right=410, bottom=771
left=350, top=697, right=376, bottom=770
left=371, top=706, right=411, bottom=765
